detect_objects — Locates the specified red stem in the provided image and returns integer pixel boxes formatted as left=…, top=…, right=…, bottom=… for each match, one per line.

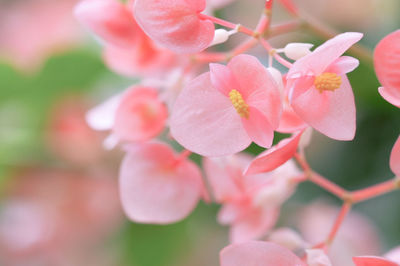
left=259, top=38, right=293, bottom=68
left=351, top=178, right=399, bottom=203
left=309, top=172, right=348, bottom=199
left=326, top=203, right=352, bottom=244
left=198, top=14, right=255, bottom=36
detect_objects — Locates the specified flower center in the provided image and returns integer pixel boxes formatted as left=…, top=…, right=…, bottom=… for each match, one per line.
left=314, top=72, right=342, bottom=93
left=229, top=89, right=249, bottom=119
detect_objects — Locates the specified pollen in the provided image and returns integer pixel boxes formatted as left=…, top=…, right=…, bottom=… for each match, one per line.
left=229, top=89, right=249, bottom=119
left=314, top=72, right=342, bottom=93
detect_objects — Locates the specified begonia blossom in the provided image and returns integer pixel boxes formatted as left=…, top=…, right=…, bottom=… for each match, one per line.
left=220, top=241, right=306, bottom=266
left=113, top=87, right=168, bottom=142
left=204, top=155, right=299, bottom=242
left=119, top=142, right=203, bottom=224
left=171, top=54, right=282, bottom=157
left=86, top=86, right=167, bottom=145
left=133, top=0, right=215, bottom=54
left=74, top=0, right=139, bottom=48
left=287, top=32, right=363, bottom=140
left=374, top=30, right=400, bottom=108
left=390, top=136, right=400, bottom=176
left=352, top=256, right=399, bottom=266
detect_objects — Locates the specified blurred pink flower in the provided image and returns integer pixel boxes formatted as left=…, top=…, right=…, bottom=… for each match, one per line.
left=204, top=154, right=300, bottom=243
left=297, top=201, right=381, bottom=266
left=0, top=0, right=83, bottom=72
left=374, top=30, right=400, bottom=108
left=46, top=97, right=104, bottom=165
left=287, top=32, right=362, bottom=141
left=113, top=86, right=168, bottom=142
left=133, top=0, right=215, bottom=54
left=0, top=169, right=122, bottom=265
left=220, top=241, right=306, bottom=266
left=75, top=0, right=177, bottom=77
left=390, top=135, right=400, bottom=176
left=170, top=54, right=282, bottom=157
left=119, top=142, right=204, bottom=224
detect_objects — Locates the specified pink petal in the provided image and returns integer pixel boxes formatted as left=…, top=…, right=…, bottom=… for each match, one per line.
left=134, top=0, right=214, bottom=54
left=229, top=207, right=279, bottom=243
left=244, top=131, right=302, bottom=176
left=113, top=87, right=168, bottom=142
left=288, top=32, right=363, bottom=77
left=103, top=38, right=176, bottom=77
left=326, top=56, right=360, bottom=75
left=170, top=73, right=251, bottom=157
left=353, top=256, right=399, bottom=266
left=390, top=136, right=400, bottom=176
left=374, top=30, right=400, bottom=106
left=75, top=0, right=139, bottom=48
left=242, top=107, right=274, bottom=148
left=292, top=75, right=356, bottom=140
left=119, top=142, right=202, bottom=224
left=228, top=54, right=282, bottom=128
left=220, top=241, right=306, bottom=266
left=86, top=93, right=122, bottom=131
left=209, top=63, right=239, bottom=96
left=277, top=102, right=307, bottom=133
left=379, top=87, right=400, bottom=108
left=218, top=203, right=242, bottom=225
left=385, top=246, right=400, bottom=263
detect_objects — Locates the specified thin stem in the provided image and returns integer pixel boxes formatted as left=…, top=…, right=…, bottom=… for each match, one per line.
left=351, top=177, right=399, bottom=203
left=309, top=172, right=349, bottom=199
left=198, top=14, right=255, bottom=36
left=260, top=38, right=293, bottom=68
left=326, top=202, right=352, bottom=245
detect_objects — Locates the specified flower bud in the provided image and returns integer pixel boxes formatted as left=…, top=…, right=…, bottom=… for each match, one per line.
left=209, top=29, right=230, bottom=46
left=284, top=43, right=313, bottom=60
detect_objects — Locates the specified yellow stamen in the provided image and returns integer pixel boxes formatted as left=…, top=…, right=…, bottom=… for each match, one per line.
left=229, top=89, right=249, bottom=119
left=314, top=72, right=342, bottom=93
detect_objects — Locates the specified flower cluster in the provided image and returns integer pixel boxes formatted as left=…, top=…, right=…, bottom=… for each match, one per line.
left=75, top=0, right=400, bottom=265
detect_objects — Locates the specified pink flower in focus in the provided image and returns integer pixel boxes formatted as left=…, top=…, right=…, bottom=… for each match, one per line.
left=287, top=32, right=363, bottom=140
left=171, top=54, right=282, bottom=157
left=220, top=241, right=306, bottom=266
left=374, top=30, right=400, bottom=108
left=390, top=135, right=400, bottom=176
left=204, top=154, right=299, bottom=243
left=244, top=131, right=303, bottom=176
left=133, top=0, right=215, bottom=54
left=113, top=87, right=168, bottom=142
left=119, top=142, right=204, bottom=224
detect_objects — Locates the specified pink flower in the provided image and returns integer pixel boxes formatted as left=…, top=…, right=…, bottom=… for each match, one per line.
left=220, top=241, right=306, bottom=266
left=86, top=86, right=167, bottom=146
left=103, top=37, right=177, bottom=77
left=133, top=0, right=215, bottom=54
left=244, top=131, right=303, bottom=176
left=113, top=86, right=168, bottom=142
left=119, top=142, right=204, bottom=224
left=204, top=154, right=299, bottom=243
left=353, top=257, right=399, bottom=266
left=74, top=0, right=139, bottom=48
left=374, top=30, right=400, bottom=108
left=170, top=54, right=282, bottom=157
left=390, top=136, right=400, bottom=176
left=297, top=201, right=381, bottom=266
left=287, top=32, right=363, bottom=140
